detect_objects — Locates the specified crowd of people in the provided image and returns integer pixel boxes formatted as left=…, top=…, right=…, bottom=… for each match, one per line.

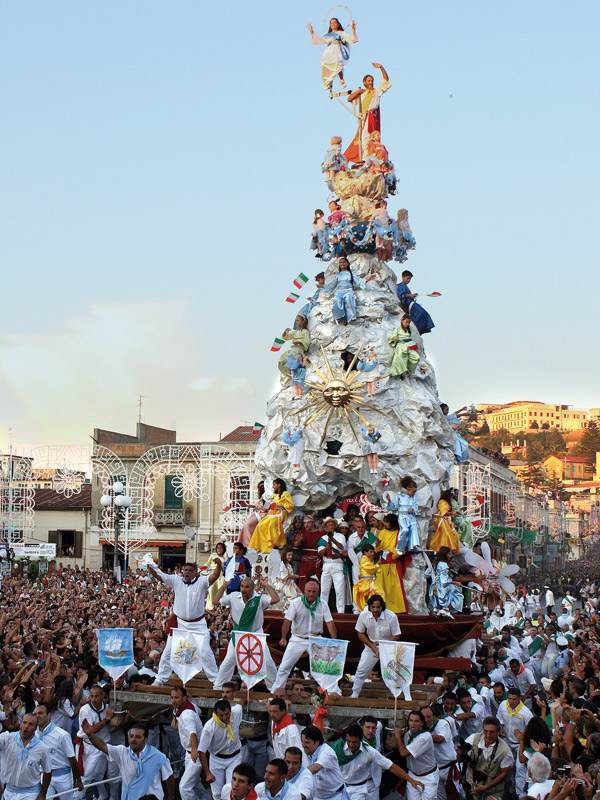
left=1, top=544, right=600, bottom=800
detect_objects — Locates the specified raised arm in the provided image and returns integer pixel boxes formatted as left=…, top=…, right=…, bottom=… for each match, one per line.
left=260, top=577, right=280, bottom=605
left=81, top=718, right=109, bottom=755
left=208, top=558, right=222, bottom=587
left=213, top=579, right=230, bottom=606
left=372, top=62, right=389, bottom=82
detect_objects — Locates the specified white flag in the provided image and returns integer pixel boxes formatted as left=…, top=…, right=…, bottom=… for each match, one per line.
left=309, top=636, right=348, bottom=694
left=170, top=630, right=204, bottom=685
left=225, top=556, right=237, bottom=582
left=379, top=640, right=416, bottom=700
left=233, top=631, right=268, bottom=689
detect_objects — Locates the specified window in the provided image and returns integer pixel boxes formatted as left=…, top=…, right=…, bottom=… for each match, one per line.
left=48, top=530, right=83, bottom=558
left=164, top=476, right=183, bottom=510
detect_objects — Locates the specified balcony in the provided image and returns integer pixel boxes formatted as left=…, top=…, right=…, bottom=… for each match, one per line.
left=154, top=509, right=185, bottom=527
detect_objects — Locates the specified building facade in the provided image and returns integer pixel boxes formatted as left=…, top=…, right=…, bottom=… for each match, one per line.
left=477, top=401, right=590, bottom=434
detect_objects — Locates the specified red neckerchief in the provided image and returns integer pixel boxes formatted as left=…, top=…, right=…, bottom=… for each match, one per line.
left=175, top=699, right=197, bottom=718
left=517, top=665, right=526, bottom=675
left=272, top=713, right=295, bottom=735
left=232, top=790, right=257, bottom=800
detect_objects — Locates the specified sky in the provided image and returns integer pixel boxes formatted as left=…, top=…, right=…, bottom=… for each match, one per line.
left=1, top=0, right=599, bottom=453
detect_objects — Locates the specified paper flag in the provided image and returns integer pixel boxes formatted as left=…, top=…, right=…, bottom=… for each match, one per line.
left=271, top=338, right=285, bottom=352
left=293, top=273, right=309, bottom=289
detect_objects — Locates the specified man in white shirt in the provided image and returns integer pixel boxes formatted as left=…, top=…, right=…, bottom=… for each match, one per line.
left=544, top=586, right=555, bottom=613
left=394, top=711, right=438, bottom=800
left=334, top=724, right=420, bottom=800
left=81, top=719, right=173, bottom=800
left=422, top=707, right=455, bottom=800
left=267, top=698, right=303, bottom=760
left=255, top=759, right=302, bottom=800
left=146, top=558, right=222, bottom=684
left=502, top=659, right=536, bottom=708
left=285, top=746, right=315, bottom=800
left=0, top=714, right=52, bottom=800
left=318, top=519, right=348, bottom=613
left=453, top=690, right=485, bottom=740
left=361, top=716, right=384, bottom=797
left=301, top=726, right=345, bottom=800
left=347, top=519, right=369, bottom=586
left=272, top=582, right=338, bottom=693
left=497, top=688, right=533, bottom=796
left=35, top=704, right=83, bottom=800
left=171, top=686, right=204, bottom=800
left=199, top=699, right=244, bottom=800
left=351, top=595, right=400, bottom=698
left=213, top=576, right=279, bottom=690
left=220, top=762, right=257, bottom=800
left=74, top=685, right=114, bottom=800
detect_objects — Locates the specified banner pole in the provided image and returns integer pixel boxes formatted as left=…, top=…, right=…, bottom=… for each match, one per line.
left=394, top=695, right=398, bottom=727
left=247, top=686, right=250, bottom=712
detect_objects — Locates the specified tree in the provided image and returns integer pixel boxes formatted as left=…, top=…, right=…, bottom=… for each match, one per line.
left=530, top=421, right=539, bottom=429
left=541, top=422, right=550, bottom=429
left=573, top=420, right=600, bottom=465
left=522, top=441, right=546, bottom=488
left=544, top=473, right=569, bottom=501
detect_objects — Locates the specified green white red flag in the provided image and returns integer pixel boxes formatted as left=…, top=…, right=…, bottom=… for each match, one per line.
left=293, top=273, right=309, bottom=289
left=271, top=338, right=285, bottom=352
left=286, top=292, right=300, bottom=303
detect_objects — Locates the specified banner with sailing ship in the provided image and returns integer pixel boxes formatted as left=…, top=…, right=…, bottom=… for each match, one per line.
left=97, top=628, right=134, bottom=681
left=170, top=630, right=205, bottom=684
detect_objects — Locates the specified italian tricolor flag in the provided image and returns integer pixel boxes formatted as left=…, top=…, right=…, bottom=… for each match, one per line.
left=286, top=292, right=300, bottom=303
left=271, top=338, right=285, bottom=352
left=426, top=291, right=442, bottom=297
left=252, top=422, right=264, bottom=434
left=293, top=273, right=309, bottom=289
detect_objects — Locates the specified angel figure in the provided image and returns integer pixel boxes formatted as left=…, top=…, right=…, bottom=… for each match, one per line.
left=361, top=425, right=381, bottom=474
left=282, top=425, right=305, bottom=470
left=308, top=17, right=358, bottom=91
left=463, top=541, right=520, bottom=610
left=357, top=351, right=379, bottom=395
left=441, top=403, right=470, bottom=464
left=288, top=352, right=306, bottom=399
left=322, top=137, right=348, bottom=188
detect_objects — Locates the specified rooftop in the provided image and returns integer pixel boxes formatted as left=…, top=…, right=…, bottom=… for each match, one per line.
left=34, top=485, right=92, bottom=510
left=220, top=426, right=262, bottom=443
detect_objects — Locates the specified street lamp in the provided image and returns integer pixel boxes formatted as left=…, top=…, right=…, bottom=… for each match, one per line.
left=100, top=480, right=132, bottom=579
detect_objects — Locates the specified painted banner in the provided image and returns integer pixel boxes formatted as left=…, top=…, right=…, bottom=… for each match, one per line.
left=233, top=630, right=268, bottom=689
left=379, top=640, right=417, bottom=700
left=170, top=630, right=205, bottom=684
left=309, top=636, right=348, bottom=693
left=97, top=628, right=134, bottom=682
left=12, top=543, right=57, bottom=558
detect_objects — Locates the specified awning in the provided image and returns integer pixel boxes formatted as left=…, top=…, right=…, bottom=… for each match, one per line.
left=489, top=525, right=538, bottom=544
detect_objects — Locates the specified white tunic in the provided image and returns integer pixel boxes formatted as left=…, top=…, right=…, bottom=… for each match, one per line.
left=219, top=592, right=271, bottom=630
left=77, top=702, right=111, bottom=744
left=339, top=743, right=392, bottom=784
left=271, top=720, right=303, bottom=760
left=355, top=608, right=400, bottom=644
left=428, top=719, right=455, bottom=766
left=106, top=744, right=173, bottom=800
left=289, top=766, right=315, bottom=800
left=176, top=707, right=203, bottom=752
left=157, top=570, right=209, bottom=621
left=285, top=597, right=333, bottom=639
left=199, top=705, right=243, bottom=756
left=37, top=723, right=74, bottom=770
left=307, top=743, right=345, bottom=798
left=497, top=701, right=533, bottom=747
left=403, top=731, right=437, bottom=774
left=0, top=732, right=51, bottom=788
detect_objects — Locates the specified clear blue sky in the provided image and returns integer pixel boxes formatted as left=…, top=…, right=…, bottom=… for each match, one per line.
left=1, top=0, right=599, bottom=450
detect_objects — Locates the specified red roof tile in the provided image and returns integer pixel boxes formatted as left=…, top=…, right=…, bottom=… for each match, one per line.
left=34, top=485, right=92, bottom=510
left=220, top=426, right=262, bottom=443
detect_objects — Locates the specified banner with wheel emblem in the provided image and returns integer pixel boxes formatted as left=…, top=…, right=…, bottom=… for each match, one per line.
left=233, top=630, right=268, bottom=689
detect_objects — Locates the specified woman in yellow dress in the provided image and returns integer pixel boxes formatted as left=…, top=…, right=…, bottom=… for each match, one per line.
left=204, top=541, right=227, bottom=610
left=429, top=490, right=460, bottom=553
left=352, top=543, right=384, bottom=611
left=374, top=513, right=408, bottom=613
left=249, top=478, right=294, bottom=552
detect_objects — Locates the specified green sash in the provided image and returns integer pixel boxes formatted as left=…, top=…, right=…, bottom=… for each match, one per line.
left=332, top=738, right=362, bottom=766
left=528, top=635, right=544, bottom=655
left=233, top=595, right=262, bottom=632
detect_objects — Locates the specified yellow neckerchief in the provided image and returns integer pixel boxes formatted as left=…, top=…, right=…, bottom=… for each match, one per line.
left=506, top=701, right=525, bottom=717
left=212, top=713, right=234, bottom=740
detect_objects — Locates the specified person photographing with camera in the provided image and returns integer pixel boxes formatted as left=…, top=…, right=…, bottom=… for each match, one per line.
left=465, top=717, right=513, bottom=800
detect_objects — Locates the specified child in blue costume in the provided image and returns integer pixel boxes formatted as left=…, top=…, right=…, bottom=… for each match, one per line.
left=397, top=269, right=434, bottom=334
left=387, top=476, right=421, bottom=552
left=441, top=403, right=470, bottom=464
left=224, top=542, right=252, bottom=593
left=295, top=272, right=325, bottom=328
left=325, top=256, right=375, bottom=324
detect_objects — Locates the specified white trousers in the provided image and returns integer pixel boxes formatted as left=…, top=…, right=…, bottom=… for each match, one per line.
left=50, top=770, right=75, bottom=800
left=156, top=617, right=217, bottom=683
left=272, top=634, right=310, bottom=691
left=213, top=638, right=277, bottom=690
left=407, top=768, right=439, bottom=800
left=436, top=765, right=450, bottom=800
left=5, top=790, right=39, bottom=800
left=208, top=752, right=243, bottom=800
left=350, top=646, right=379, bottom=697
left=74, top=748, right=108, bottom=800
left=321, top=564, right=346, bottom=612
left=346, top=784, right=369, bottom=800
left=179, top=751, right=204, bottom=800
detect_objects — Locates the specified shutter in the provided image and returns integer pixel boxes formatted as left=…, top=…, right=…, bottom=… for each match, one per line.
left=48, top=531, right=59, bottom=544
left=74, top=530, right=83, bottom=558
left=164, top=476, right=183, bottom=510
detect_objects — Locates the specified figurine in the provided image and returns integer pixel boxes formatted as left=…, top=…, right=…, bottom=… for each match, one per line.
left=395, top=211, right=416, bottom=262
left=366, top=131, right=397, bottom=193
left=357, top=351, right=379, bottom=395
left=308, top=18, right=358, bottom=91
left=282, top=425, right=306, bottom=469
left=388, top=315, right=420, bottom=377
left=361, top=425, right=381, bottom=474
left=287, top=352, right=306, bottom=399
left=322, top=137, right=348, bottom=189
left=310, top=209, right=330, bottom=259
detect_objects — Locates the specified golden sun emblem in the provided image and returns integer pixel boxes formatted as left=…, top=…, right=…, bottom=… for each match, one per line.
left=295, top=345, right=386, bottom=447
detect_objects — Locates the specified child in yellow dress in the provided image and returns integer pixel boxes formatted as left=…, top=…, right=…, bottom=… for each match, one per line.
left=249, top=478, right=294, bottom=552
left=429, top=490, right=460, bottom=553
left=352, top=543, right=383, bottom=611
